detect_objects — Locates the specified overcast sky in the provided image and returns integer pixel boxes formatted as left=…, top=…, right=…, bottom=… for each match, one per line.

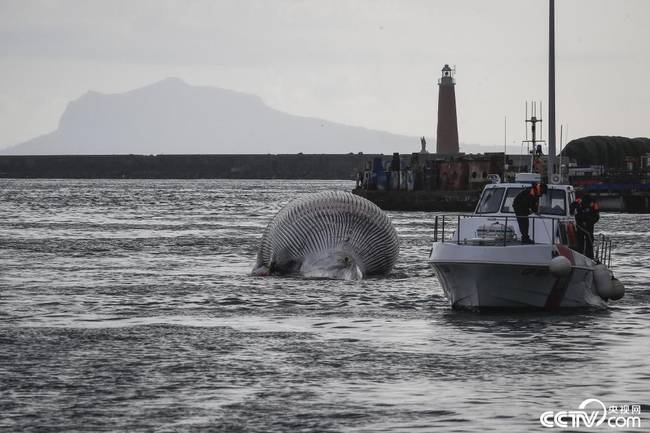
left=1, top=0, right=648, bottom=154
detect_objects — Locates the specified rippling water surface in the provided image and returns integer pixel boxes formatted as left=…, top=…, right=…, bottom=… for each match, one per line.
left=1, top=179, right=649, bottom=432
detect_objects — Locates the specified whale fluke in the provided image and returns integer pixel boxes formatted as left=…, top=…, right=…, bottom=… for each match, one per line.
left=252, top=191, right=399, bottom=280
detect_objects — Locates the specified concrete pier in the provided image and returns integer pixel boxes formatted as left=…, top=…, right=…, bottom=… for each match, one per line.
left=0, top=154, right=373, bottom=180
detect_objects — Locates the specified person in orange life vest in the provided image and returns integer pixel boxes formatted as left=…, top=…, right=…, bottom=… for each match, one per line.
left=571, top=194, right=600, bottom=258
left=512, top=183, right=548, bottom=244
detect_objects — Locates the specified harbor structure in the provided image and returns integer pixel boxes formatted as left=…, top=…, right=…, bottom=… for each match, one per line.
left=436, top=64, right=459, bottom=154
left=353, top=63, right=506, bottom=211
left=353, top=51, right=650, bottom=212
left=352, top=152, right=505, bottom=211
left=561, top=136, right=650, bottom=212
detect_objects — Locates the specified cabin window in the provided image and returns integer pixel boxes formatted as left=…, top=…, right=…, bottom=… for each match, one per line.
left=476, top=187, right=505, bottom=214
left=569, top=190, right=576, bottom=215
left=500, top=187, right=526, bottom=213
left=539, top=189, right=567, bottom=215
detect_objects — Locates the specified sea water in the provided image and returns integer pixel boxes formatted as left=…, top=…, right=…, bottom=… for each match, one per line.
left=1, top=179, right=649, bottom=432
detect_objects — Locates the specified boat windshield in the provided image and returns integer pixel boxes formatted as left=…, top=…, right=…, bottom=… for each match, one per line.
left=539, top=189, right=567, bottom=215
left=500, top=187, right=567, bottom=215
left=501, top=187, right=526, bottom=213
left=476, top=187, right=505, bottom=214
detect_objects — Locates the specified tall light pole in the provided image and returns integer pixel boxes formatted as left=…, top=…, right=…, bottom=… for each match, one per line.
left=548, top=0, right=557, bottom=182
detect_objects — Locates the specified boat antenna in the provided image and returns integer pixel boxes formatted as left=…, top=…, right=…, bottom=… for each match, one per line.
left=539, top=100, right=544, bottom=141
left=548, top=0, right=557, bottom=182
left=504, top=116, right=507, bottom=171
left=525, top=102, right=528, bottom=142
left=523, top=101, right=545, bottom=174
left=558, top=123, right=564, bottom=179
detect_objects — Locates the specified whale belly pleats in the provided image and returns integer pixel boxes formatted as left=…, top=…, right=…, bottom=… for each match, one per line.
left=253, top=191, right=399, bottom=279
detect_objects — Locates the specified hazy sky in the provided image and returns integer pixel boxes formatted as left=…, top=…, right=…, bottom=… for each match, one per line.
left=1, top=0, right=648, bottom=154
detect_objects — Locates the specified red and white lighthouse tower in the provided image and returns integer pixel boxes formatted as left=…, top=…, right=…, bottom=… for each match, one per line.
left=436, top=64, right=459, bottom=154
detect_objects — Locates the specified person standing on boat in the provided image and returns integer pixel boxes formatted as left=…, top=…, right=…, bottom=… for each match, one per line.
left=572, top=195, right=600, bottom=258
left=513, top=183, right=548, bottom=244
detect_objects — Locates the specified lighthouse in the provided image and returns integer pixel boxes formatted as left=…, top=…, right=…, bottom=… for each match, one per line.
left=436, top=64, right=459, bottom=154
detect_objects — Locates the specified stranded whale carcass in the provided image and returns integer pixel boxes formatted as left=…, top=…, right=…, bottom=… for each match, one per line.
left=252, top=191, right=399, bottom=280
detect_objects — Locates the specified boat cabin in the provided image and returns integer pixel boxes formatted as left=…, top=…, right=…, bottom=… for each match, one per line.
left=439, top=174, right=577, bottom=246
left=474, top=180, right=575, bottom=219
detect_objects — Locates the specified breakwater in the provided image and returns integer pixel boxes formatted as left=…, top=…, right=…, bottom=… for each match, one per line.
left=0, top=154, right=376, bottom=179
left=353, top=189, right=480, bottom=212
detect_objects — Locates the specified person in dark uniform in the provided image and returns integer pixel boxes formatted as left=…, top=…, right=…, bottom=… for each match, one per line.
left=356, top=171, right=363, bottom=188
left=572, top=194, right=600, bottom=258
left=513, top=183, right=548, bottom=244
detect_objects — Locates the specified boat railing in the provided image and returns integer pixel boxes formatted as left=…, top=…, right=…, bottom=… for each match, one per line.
left=593, top=233, right=613, bottom=268
left=571, top=225, right=613, bottom=267
left=432, top=214, right=562, bottom=246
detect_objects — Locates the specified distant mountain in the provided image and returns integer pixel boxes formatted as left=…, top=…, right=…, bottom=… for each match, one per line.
left=2, top=78, right=416, bottom=155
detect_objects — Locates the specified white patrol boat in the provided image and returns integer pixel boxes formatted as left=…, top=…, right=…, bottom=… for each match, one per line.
left=428, top=173, right=625, bottom=310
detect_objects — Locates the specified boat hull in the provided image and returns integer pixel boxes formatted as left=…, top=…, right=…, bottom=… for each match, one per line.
left=429, top=243, right=606, bottom=310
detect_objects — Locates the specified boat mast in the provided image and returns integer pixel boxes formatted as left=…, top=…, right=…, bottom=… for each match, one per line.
left=548, top=0, right=557, bottom=182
